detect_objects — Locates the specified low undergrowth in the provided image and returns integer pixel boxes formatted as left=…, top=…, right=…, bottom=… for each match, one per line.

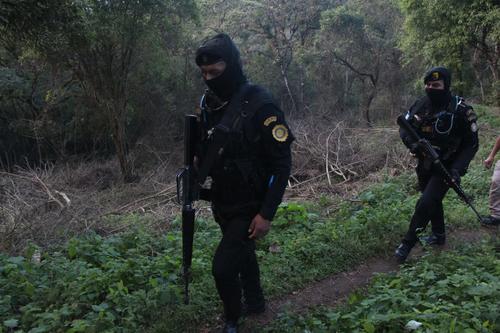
left=2, top=166, right=487, bottom=333
left=265, top=241, right=500, bottom=333
left=0, top=106, right=497, bottom=332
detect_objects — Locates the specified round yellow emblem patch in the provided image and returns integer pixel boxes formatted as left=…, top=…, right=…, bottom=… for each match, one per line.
left=272, top=124, right=288, bottom=142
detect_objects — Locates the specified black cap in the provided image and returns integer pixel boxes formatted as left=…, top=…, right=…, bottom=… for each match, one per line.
left=195, top=33, right=241, bottom=67
left=424, top=66, right=451, bottom=91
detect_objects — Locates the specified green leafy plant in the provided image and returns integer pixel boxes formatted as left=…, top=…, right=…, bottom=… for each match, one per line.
left=266, top=243, right=500, bottom=332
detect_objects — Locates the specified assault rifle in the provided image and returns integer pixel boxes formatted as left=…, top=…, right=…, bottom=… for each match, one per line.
left=176, top=114, right=198, bottom=304
left=397, top=114, right=483, bottom=223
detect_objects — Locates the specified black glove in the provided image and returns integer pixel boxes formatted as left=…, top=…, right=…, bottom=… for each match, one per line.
left=409, top=142, right=419, bottom=154
left=449, top=169, right=461, bottom=186
left=199, top=188, right=212, bottom=202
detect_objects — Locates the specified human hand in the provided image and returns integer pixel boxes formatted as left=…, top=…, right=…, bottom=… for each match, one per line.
left=484, top=156, right=494, bottom=169
left=248, top=214, right=270, bottom=240
left=409, top=142, right=420, bottom=155
left=450, top=169, right=461, bottom=186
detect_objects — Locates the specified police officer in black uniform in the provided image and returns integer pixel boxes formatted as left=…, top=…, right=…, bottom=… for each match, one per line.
left=194, top=33, right=293, bottom=332
left=395, top=66, right=479, bottom=262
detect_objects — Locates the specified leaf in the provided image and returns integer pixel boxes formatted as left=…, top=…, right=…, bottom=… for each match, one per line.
left=3, top=319, right=18, bottom=328
left=466, top=284, right=492, bottom=297
left=67, top=319, right=89, bottom=333
left=24, top=282, right=35, bottom=297
left=29, top=326, right=50, bottom=333
left=91, top=303, right=109, bottom=312
left=7, top=256, right=24, bottom=265
left=67, top=240, right=77, bottom=259
left=449, top=317, right=456, bottom=333
left=363, top=320, right=375, bottom=333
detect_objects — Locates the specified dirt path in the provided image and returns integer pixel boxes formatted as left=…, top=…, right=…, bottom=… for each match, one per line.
left=229, top=227, right=498, bottom=332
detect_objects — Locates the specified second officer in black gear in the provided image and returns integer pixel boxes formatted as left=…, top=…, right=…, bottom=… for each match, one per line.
left=194, top=33, right=293, bottom=332
left=395, top=66, right=479, bottom=262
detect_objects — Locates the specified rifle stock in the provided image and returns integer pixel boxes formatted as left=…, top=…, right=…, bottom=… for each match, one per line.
left=397, top=115, right=483, bottom=223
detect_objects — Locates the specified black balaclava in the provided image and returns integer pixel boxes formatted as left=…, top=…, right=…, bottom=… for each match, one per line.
left=195, top=33, right=247, bottom=101
left=423, top=66, right=452, bottom=108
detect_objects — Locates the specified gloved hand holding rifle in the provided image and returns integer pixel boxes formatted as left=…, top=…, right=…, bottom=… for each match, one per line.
left=397, top=114, right=483, bottom=223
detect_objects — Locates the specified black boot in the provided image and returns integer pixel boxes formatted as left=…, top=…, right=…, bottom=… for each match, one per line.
left=421, top=233, right=445, bottom=245
left=242, top=298, right=266, bottom=316
left=221, top=321, right=238, bottom=333
left=241, top=257, right=265, bottom=316
left=395, top=243, right=413, bottom=263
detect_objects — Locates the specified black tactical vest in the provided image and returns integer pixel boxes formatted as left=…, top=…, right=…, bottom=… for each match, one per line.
left=409, top=96, right=470, bottom=161
left=199, top=84, right=276, bottom=206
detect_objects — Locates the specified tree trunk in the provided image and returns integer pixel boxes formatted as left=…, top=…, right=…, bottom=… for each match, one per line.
left=364, top=92, right=374, bottom=127
left=108, top=102, right=135, bottom=182
left=490, top=58, right=500, bottom=106
left=280, top=65, right=298, bottom=116
left=364, top=80, right=376, bottom=127
left=472, top=49, right=486, bottom=102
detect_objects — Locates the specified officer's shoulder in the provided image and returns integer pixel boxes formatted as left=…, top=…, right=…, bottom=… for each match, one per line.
left=454, top=96, right=473, bottom=113
left=244, top=84, right=275, bottom=106
left=453, top=96, right=478, bottom=131
left=244, top=84, right=281, bottom=119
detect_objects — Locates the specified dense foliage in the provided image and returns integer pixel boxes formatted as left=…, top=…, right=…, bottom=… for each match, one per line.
left=1, top=0, right=498, bottom=175
left=0, top=230, right=182, bottom=332
left=399, top=0, right=500, bottom=104
left=0, top=0, right=499, bottom=331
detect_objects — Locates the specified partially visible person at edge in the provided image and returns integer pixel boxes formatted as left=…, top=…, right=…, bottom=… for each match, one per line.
left=483, top=135, right=500, bottom=226
left=193, top=33, right=294, bottom=333
left=395, top=66, right=479, bottom=262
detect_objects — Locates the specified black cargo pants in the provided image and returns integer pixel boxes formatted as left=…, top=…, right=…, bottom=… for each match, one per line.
left=212, top=207, right=264, bottom=322
left=403, top=162, right=451, bottom=246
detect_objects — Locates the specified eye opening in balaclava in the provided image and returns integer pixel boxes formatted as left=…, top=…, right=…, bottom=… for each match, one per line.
left=195, top=33, right=247, bottom=100
left=424, top=66, right=452, bottom=108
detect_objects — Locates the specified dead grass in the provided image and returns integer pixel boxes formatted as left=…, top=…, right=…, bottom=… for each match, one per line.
left=0, top=159, right=180, bottom=254
left=0, top=116, right=416, bottom=255
left=287, top=116, right=414, bottom=200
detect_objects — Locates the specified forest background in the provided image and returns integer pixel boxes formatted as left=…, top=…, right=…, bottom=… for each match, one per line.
left=1, top=0, right=499, bottom=176
left=0, top=1, right=499, bottom=332
left=0, top=0, right=499, bottom=256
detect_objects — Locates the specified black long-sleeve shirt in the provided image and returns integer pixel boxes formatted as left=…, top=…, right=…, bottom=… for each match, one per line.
left=197, top=88, right=293, bottom=221
left=254, top=104, right=293, bottom=219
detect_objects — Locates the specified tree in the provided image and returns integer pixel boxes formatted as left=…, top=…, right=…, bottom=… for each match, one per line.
left=399, top=0, right=500, bottom=105
left=245, top=0, right=330, bottom=115
left=1, top=0, right=198, bottom=179
left=197, top=0, right=331, bottom=115
left=318, top=0, right=403, bottom=125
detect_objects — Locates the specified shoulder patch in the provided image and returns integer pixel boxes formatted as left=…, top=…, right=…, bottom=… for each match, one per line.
left=264, top=116, right=277, bottom=127
left=271, top=124, right=289, bottom=142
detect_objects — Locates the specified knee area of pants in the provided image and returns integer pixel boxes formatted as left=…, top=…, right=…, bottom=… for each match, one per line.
left=212, top=263, right=237, bottom=283
left=416, top=197, right=439, bottom=211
